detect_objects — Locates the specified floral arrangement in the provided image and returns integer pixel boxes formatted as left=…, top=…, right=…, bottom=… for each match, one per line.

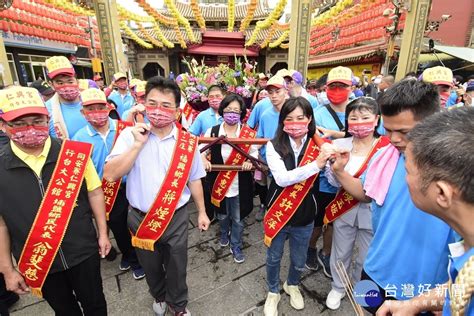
left=178, top=56, right=259, bottom=110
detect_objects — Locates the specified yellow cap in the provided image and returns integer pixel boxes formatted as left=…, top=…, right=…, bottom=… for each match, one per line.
left=422, top=66, right=453, bottom=86
left=45, top=56, right=75, bottom=79
left=135, top=81, right=146, bottom=96
left=327, top=66, right=353, bottom=85
left=130, top=78, right=141, bottom=88
left=113, top=72, right=127, bottom=82
left=0, top=87, right=49, bottom=121
left=78, top=79, right=90, bottom=91
left=81, top=88, right=107, bottom=106
left=275, top=69, right=291, bottom=78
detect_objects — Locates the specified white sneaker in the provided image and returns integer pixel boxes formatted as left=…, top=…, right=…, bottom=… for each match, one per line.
left=152, top=301, right=168, bottom=316
left=326, top=289, right=346, bottom=310
left=283, top=281, right=304, bottom=310
left=263, top=292, right=280, bottom=316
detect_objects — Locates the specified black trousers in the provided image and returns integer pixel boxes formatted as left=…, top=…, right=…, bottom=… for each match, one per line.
left=42, top=253, right=107, bottom=316
left=128, top=206, right=189, bottom=312
left=0, top=274, right=18, bottom=316
left=107, top=185, right=140, bottom=269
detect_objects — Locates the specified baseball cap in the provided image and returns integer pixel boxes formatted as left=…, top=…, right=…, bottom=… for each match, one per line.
left=275, top=69, right=291, bottom=78
left=422, top=66, right=454, bottom=87
left=258, top=73, right=269, bottom=80
left=307, top=79, right=318, bottom=88
left=130, top=78, right=142, bottom=89
left=265, top=75, right=286, bottom=90
left=93, top=74, right=103, bottom=81
left=0, top=87, right=49, bottom=121
left=30, top=79, right=54, bottom=96
left=327, top=66, right=353, bottom=86
left=287, top=70, right=304, bottom=85
left=466, top=81, right=474, bottom=93
left=45, top=56, right=75, bottom=80
left=113, top=72, right=127, bottom=82
left=81, top=88, right=107, bottom=106
left=135, top=81, right=146, bottom=96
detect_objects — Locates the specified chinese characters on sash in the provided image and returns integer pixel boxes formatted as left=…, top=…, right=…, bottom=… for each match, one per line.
left=131, top=129, right=197, bottom=251
left=210, top=125, right=256, bottom=207
left=18, top=141, right=92, bottom=297
left=324, top=136, right=391, bottom=224
left=263, top=138, right=321, bottom=247
left=101, top=120, right=133, bottom=219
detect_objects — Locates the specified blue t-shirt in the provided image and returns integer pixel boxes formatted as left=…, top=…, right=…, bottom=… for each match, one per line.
left=362, top=154, right=453, bottom=300
left=108, top=90, right=135, bottom=118
left=443, top=247, right=474, bottom=315
left=45, top=99, right=88, bottom=139
left=247, top=98, right=272, bottom=129
left=257, top=106, right=280, bottom=162
left=72, top=119, right=116, bottom=179
left=314, top=106, right=346, bottom=193
left=189, top=107, right=223, bottom=136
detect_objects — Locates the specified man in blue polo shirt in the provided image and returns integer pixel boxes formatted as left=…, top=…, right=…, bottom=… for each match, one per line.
left=73, top=88, right=144, bottom=280
left=189, top=85, right=225, bottom=136
left=108, top=72, right=135, bottom=118
left=331, top=80, right=454, bottom=314
left=376, top=108, right=474, bottom=316
left=45, top=56, right=87, bottom=140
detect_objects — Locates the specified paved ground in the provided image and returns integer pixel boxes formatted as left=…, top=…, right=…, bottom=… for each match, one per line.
left=10, top=198, right=362, bottom=316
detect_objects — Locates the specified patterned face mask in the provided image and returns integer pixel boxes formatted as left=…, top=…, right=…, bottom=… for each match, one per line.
left=10, top=125, right=49, bottom=148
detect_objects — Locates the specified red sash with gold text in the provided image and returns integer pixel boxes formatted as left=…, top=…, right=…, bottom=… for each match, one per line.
left=324, top=136, right=390, bottom=224
left=101, top=120, right=134, bottom=220
left=132, top=129, right=198, bottom=251
left=211, top=125, right=256, bottom=207
left=18, top=140, right=92, bottom=297
left=264, top=138, right=320, bottom=247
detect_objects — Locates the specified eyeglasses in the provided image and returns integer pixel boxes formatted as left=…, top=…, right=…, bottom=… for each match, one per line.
left=6, top=119, right=49, bottom=128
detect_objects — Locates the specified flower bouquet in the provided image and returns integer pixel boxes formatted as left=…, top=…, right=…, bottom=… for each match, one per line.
left=178, top=58, right=209, bottom=111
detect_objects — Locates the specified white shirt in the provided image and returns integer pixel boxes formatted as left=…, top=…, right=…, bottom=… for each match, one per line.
left=106, top=124, right=206, bottom=212
left=202, top=123, right=258, bottom=197
left=325, top=137, right=372, bottom=229
left=266, top=137, right=321, bottom=188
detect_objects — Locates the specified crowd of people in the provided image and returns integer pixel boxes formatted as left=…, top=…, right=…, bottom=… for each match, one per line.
left=0, top=54, right=472, bottom=316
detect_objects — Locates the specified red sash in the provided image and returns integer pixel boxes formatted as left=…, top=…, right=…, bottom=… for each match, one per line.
left=211, top=125, right=256, bottom=207
left=101, top=120, right=134, bottom=220
left=131, top=129, right=198, bottom=251
left=324, top=136, right=390, bottom=224
left=264, top=138, right=320, bottom=247
left=18, top=140, right=92, bottom=297
left=182, top=102, right=193, bottom=121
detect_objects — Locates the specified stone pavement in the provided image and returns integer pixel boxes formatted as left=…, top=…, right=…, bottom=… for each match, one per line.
left=10, top=199, right=362, bottom=316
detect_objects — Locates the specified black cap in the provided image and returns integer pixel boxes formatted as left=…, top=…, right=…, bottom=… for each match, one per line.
left=30, top=79, right=54, bottom=96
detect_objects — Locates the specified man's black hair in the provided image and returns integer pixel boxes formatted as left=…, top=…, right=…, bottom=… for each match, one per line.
left=145, top=76, right=181, bottom=106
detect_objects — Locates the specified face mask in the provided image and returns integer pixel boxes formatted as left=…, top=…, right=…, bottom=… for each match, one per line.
left=10, top=125, right=49, bottom=148
left=223, top=112, right=240, bottom=126
left=283, top=121, right=309, bottom=139
left=440, top=91, right=450, bottom=107
left=208, top=98, right=222, bottom=110
left=84, top=110, right=109, bottom=127
left=327, top=87, right=350, bottom=105
left=348, top=121, right=375, bottom=138
left=55, top=84, right=80, bottom=101
left=116, top=82, right=128, bottom=90
left=146, top=106, right=176, bottom=128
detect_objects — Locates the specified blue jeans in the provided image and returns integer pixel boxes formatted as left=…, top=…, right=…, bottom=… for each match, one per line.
left=217, top=196, right=244, bottom=249
left=266, top=222, right=314, bottom=293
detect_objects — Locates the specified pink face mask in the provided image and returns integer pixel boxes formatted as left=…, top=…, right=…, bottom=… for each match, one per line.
left=439, top=91, right=450, bottom=107
left=208, top=98, right=222, bottom=110
left=55, top=84, right=80, bottom=101
left=10, top=125, right=49, bottom=148
left=146, top=106, right=176, bottom=128
left=84, top=109, right=109, bottom=127
left=283, top=121, right=309, bottom=139
left=348, top=121, right=375, bottom=138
